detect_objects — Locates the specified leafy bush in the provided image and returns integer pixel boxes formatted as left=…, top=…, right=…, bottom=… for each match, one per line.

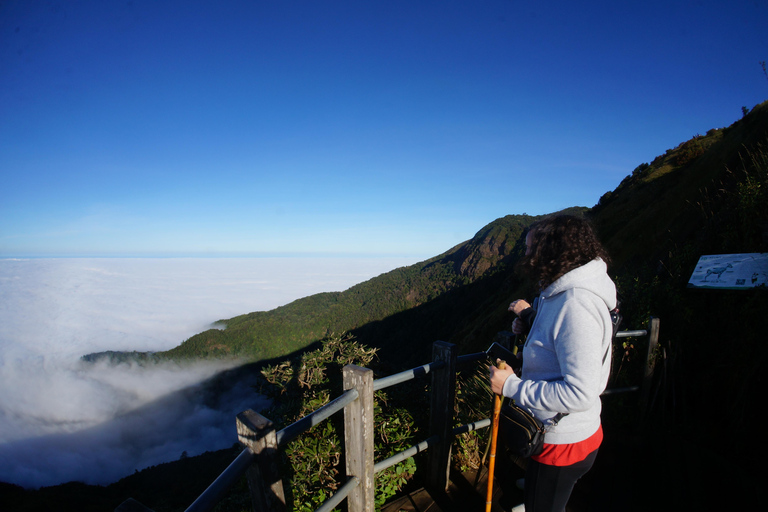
left=452, top=363, right=492, bottom=472
left=734, top=142, right=768, bottom=248
left=255, top=332, right=497, bottom=510
left=632, top=162, right=651, bottom=177
left=675, top=136, right=705, bottom=166
left=257, top=333, right=419, bottom=511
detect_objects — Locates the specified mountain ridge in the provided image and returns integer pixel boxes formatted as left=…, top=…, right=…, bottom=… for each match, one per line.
left=148, top=207, right=589, bottom=365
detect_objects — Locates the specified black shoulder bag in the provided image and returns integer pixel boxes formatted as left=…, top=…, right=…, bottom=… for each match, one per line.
left=499, top=401, right=565, bottom=458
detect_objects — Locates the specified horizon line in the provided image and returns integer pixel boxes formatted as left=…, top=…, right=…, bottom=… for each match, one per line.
left=0, top=251, right=433, bottom=260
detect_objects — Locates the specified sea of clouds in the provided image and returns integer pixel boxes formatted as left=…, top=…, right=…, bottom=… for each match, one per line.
left=0, top=257, right=417, bottom=488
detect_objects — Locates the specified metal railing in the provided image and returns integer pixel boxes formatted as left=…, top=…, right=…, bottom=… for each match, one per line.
left=118, top=317, right=660, bottom=512
left=185, top=387, right=362, bottom=512
left=183, top=340, right=486, bottom=512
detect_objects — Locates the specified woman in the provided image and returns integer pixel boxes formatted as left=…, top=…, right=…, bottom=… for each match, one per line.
left=490, top=215, right=616, bottom=512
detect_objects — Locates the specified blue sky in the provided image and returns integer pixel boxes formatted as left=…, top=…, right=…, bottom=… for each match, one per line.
left=2, top=0, right=766, bottom=258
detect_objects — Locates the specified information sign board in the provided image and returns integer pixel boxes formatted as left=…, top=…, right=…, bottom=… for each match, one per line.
left=687, top=253, right=768, bottom=290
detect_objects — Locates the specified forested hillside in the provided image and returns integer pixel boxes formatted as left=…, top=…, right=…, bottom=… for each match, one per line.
left=158, top=211, right=579, bottom=364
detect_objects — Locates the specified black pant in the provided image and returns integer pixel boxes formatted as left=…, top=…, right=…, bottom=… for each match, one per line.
left=524, top=449, right=599, bottom=512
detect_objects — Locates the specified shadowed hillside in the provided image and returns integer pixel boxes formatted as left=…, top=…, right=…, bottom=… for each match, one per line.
left=587, top=102, right=768, bottom=510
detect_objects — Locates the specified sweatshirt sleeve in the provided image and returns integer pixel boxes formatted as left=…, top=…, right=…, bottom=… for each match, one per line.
left=502, top=294, right=606, bottom=414
left=518, top=307, right=536, bottom=332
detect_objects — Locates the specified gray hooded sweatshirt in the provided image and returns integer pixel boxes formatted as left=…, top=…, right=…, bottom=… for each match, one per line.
left=501, top=258, right=617, bottom=445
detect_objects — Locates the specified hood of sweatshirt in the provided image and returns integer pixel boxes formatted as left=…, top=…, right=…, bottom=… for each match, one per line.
left=540, top=258, right=617, bottom=311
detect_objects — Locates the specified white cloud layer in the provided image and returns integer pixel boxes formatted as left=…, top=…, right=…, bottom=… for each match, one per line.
left=0, top=257, right=417, bottom=488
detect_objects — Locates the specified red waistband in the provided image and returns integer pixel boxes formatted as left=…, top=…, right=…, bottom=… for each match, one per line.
left=531, top=424, right=603, bottom=466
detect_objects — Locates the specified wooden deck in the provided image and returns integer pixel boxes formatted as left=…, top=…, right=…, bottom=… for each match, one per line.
left=381, top=465, right=524, bottom=512
left=382, top=435, right=636, bottom=512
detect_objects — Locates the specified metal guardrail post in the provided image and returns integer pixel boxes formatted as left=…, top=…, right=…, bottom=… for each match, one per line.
left=639, top=316, right=660, bottom=418
left=236, top=410, right=286, bottom=512
left=343, top=365, right=375, bottom=512
left=425, top=340, right=456, bottom=493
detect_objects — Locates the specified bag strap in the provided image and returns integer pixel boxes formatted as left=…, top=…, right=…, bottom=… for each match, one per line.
left=508, top=399, right=567, bottom=427
left=548, top=412, right=567, bottom=426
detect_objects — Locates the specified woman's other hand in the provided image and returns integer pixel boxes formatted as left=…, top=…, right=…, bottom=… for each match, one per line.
left=511, top=317, right=526, bottom=335
left=508, top=299, right=531, bottom=315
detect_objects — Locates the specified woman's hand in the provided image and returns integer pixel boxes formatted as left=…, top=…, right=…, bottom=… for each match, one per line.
left=489, top=361, right=516, bottom=396
left=511, top=317, right=526, bottom=335
left=508, top=299, right=531, bottom=315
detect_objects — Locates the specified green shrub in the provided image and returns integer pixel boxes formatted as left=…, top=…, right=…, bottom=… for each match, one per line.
left=675, top=136, right=706, bottom=166
left=734, top=142, right=768, bottom=249
left=257, top=333, right=418, bottom=511
left=451, top=363, right=493, bottom=473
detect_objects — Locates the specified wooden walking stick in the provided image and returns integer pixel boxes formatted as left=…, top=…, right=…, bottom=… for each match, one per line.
left=485, top=359, right=506, bottom=512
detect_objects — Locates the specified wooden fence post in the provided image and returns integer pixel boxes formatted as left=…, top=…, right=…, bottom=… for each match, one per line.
left=236, top=409, right=286, bottom=512
left=343, top=365, right=375, bottom=512
left=426, top=341, right=457, bottom=493
left=639, top=316, right=660, bottom=418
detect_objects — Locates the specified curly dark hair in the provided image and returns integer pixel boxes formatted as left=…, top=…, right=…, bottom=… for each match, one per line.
left=520, top=215, right=610, bottom=288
